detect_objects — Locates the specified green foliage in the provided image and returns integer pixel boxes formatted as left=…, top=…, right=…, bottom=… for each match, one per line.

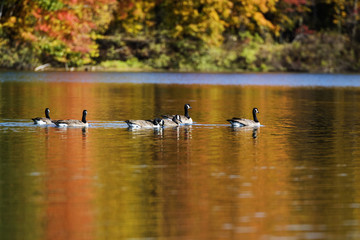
left=100, top=58, right=148, bottom=70
left=147, top=53, right=171, bottom=69
left=233, top=32, right=360, bottom=73
left=237, top=32, right=265, bottom=71
left=278, top=32, right=358, bottom=72
left=0, top=42, right=41, bottom=70
left=35, top=0, right=64, bottom=11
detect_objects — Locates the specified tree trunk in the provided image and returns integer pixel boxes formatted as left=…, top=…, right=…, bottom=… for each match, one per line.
left=0, top=0, right=4, bottom=19
left=353, top=0, right=358, bottom=40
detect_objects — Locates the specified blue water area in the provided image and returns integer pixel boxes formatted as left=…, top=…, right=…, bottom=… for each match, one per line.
left=1, top=71, right=360, bottom=87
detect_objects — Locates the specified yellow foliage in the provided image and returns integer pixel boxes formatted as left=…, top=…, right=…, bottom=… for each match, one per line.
left=253, top=12, right=274, bottom=29
left=209, top=9, right=220, bottom=21
left=193, top=9, right=199, bottom=17
left=223, top=8, right=232, bottom=18
left=0, top=37, right=8, bottom=47
left=188, top=24, right=199, bottom=33
left=174, top=25, right=184, bottom=38
left=20, top=31, right=37, bottom=41
left=3, top=17, right=17, bottom=28
left=229, top=0, right=279, bottom=34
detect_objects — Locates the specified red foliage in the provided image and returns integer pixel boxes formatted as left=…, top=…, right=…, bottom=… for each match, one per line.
left=32, top=0, right=116, bottom=54
left=57, top=11, right=79, bottom=23
left=117, top=0, right=135, bottom=20
left=281, top=0, right=308, bottom=13
left=37, top=24, right=51, bottom=32
left=296, top=25, right=315, bottom=35
left=283, top=0, right=307, bottom=5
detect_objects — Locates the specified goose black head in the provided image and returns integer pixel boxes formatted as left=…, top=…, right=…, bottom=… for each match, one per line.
left=184, top=104, right=192, bottom=119
left=253, top=108, right=259, bottom=114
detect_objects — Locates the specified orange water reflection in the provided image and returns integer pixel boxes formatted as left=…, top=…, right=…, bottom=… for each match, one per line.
left=2, top=78, right=360, bottom=240
left=41, top=83, right=95, bottom=240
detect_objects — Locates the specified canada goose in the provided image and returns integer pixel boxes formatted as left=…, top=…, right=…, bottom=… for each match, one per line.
left=53, top=110, right=88, bottom=127
left=162, top=115, right=182, bottom=127
left=125, top=118, right=164, bottom=128
left=32, top=108, right=53, bottom=125
left=162, top=104, right=193, bottom=124
left=227, top=108, right=260, bottom=127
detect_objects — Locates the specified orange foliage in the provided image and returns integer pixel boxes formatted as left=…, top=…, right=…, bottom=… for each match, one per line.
left=31, top=0, right=116, bottom=54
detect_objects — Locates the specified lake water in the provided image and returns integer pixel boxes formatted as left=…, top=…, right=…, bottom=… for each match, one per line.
left=1, top=72, right=360, bottom=240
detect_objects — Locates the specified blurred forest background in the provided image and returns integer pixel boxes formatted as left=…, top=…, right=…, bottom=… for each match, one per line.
left=0, top=0, right=360, bottom=72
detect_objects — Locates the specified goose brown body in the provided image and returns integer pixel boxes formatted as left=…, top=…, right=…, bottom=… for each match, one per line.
left=162, top=115, right=182, bottom=127
left=125, top=118, right=164, bottom=128
left=53, top=110, right=88, bottom=127
left=32, top=108, right=53, bottom=125
left=162, top=104, right=193, bottom=124
left=227, top=108, right=260, bottom=127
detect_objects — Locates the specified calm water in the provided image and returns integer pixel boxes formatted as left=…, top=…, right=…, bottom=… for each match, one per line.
left=1, top=72, right=360, bottom=240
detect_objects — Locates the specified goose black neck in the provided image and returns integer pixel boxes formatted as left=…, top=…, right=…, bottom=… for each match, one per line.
left=184, top=106, right=190, bottom=119
left=82, top=113, right=87, bottom=123
left=253, top=111, right=259, bottom=123
left=45, top=109, right=50, bottom=119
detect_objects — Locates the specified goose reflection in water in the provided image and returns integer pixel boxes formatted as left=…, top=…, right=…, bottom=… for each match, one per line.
left=252, top=127, right=259, bottom=139
left=230, top=126, right=259, bottom=139
left=52, top=126, right=89, bottom=139
left=82, top=127, right=88, bottom=137
left=127, top=125, right=164, bottom=137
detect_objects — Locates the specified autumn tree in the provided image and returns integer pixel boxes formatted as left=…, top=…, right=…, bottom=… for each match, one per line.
left=114, top=0, right=156, bottom=35
left=159, top=0, right=232, bottom=46
left=0, top=0, right=117, bottom=67
left=229, top=0, right=280, bottom=36
left=273, top=0, right=309, bottom=41
left=320, top=0, right=359, bottom=38
left=0, top=0, right=43, bottom=69
left=31, top=0, right=117, bottom=65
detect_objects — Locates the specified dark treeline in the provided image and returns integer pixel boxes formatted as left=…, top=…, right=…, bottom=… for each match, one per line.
left=0, top=0, right=359, bottom=72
